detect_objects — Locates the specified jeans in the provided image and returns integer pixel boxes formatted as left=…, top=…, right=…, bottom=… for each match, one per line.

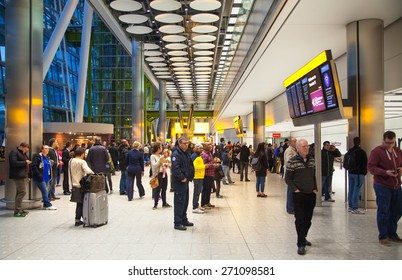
left=373, top=184, right=402, bottom=240
left=222, top=165, right=233, bottom=184
left=293, top=192, right=316, bottom=247
left=119, top=170, right=128, bottom=194
left=286, top=185, right=294, bottom=213
left=322, top=174, right=333, bottom=200
left=192, top=179, right=203, bottom=209
left=256, top=176, right=266, bottom=192
left=348, top=174, right=365, bottom=210
left=34, top=180, right=52, bottom=208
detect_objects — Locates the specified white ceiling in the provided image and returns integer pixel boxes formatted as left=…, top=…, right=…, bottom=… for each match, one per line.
left=216, top=0, right=402, bottom=122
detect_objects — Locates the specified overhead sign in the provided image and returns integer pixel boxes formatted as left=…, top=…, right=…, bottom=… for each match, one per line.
left=272, top=133, right=281, bottom=138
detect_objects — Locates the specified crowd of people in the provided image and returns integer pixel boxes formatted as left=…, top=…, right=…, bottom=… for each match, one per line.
left=6, top=131, right=402, bottom=255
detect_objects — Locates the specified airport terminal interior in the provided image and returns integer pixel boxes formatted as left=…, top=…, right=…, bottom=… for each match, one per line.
left=1, top=0, right=402, bottom=261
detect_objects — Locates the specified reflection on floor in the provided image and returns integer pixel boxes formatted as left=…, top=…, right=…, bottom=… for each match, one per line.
left=1, top=167, right=401, bottom=260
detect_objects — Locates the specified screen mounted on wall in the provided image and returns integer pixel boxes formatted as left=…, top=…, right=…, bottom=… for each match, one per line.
left=283, top=50, right=344, bottom=126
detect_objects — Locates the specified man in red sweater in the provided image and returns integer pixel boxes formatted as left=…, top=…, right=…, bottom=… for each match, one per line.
left=368, top=131, right=402, bottom=246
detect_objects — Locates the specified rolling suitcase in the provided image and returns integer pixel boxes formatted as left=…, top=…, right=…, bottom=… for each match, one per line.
left=83, top=190, right=108, bottom=227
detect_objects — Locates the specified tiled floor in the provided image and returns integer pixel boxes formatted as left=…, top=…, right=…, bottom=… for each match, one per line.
left=1, top=167, right=401, bottom=260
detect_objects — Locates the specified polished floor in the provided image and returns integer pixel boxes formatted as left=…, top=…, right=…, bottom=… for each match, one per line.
left=1, top=167, right=401, bottom=260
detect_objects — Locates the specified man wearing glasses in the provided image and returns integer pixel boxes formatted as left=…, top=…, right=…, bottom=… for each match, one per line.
left=368, top=131, right=402, bottom=246
left=171, top=137, right=195, bottom=231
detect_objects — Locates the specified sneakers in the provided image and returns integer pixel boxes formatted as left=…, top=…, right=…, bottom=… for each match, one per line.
left=192, top=208, right=205, bottom=214
left=351, top=209, right=365, bottom=214
left=324, top=198, right=335, bottom=202
left=14, top=212, right=26, bottom=218
left=45, top=206, right=57, bottom=210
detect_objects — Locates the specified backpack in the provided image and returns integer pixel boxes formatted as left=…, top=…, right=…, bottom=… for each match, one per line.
left=343, top=148, right=359, bottom=171
left=251, top=156, right=262, bottom=172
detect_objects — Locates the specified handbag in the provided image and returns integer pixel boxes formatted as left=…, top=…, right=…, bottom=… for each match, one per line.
left=150, top=176, right=159, bottom=188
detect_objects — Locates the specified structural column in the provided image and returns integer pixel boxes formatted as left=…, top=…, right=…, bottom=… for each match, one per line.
left=75, top=1, right=93, bottom=122
left=252, top=101, right=265, bottom=149
left=157, top=80, right=166, bottom=142
left=347, top=19, right=384, bottom=208
left=5, top=1, right=44, bottom=209
left=131, top=39, right=145, bottom=143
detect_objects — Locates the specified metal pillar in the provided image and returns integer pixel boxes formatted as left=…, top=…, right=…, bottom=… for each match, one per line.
left=42, top=0, right=79, bottom=79
left=253, top=101, right=265, bottom=149
left=131, top=39, right=145, bottom=144
left=75, top=1, right=93, bottom=122
left=347, top=19, right=384, bottom=209
left=5, top=0, right=44, bottom=209
left=158, top=80, right=166, bottom=143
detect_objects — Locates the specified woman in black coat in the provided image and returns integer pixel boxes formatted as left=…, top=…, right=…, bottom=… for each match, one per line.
left=125, top=141, right=145, bottom=201
left=254, top=142, right=269, bottom=197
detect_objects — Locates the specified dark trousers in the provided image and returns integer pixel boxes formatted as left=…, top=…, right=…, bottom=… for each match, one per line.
left=75, top=202, right=83, bottom=221
left=240, top=161, right=249, bottom=181
left=127, top=171, right=145, bottom=200
left=62, top=166, right=69, bottom=193
left=153, top=172, right=168, bottom=207
left=174, top=181, right=189, bottom=226
left=201, top=176, right=214, bottom=206
left=293, top=192, right=316, bottom=247
left=13, top=178, right=27, bottom=213
left=215, top=179, right=221, bottom=197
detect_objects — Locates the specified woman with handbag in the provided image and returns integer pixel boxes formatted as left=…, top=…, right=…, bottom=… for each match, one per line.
left=150, top=144, right=172, bottom=209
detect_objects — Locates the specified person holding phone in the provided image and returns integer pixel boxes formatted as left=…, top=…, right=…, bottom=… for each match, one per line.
left=368, top=131, right=402, bottom=246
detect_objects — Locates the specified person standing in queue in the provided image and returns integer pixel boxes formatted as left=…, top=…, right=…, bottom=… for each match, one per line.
left=171, top=137, right=195, bottom=231
left=285, top=139, right=317, bottom=255
left=368, top=130, right=402, bottom=246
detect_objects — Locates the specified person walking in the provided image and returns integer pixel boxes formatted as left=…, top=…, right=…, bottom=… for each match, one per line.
left=171, top=137, right=195, bottom=230
left=86, top=137, right=112, bottom=192
left=285, top=139, right=317, bottom=255
left=126, top=141, right=145, bottom=201
left=345, top=137, right=368, bottom=214
left=118, top=139, right=130, bottom=195
left=321, top=141, right=341, bottom=202
left=368, top=131, right=402, bottom=246
left=62, top=142, right=73, bottom=195
left=8, top=142, right=32, bottom=217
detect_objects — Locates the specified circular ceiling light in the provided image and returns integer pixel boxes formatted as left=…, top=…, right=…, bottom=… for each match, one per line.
left=150, top=0, right=181, bottom=11
left=162, top=35, right=187, bottom=43
left=191, top=13, right=219, bottom=23
left=155, top=13, right=183, bottom=24
left=126, top=26, right=153, bottom=34
left=152, top=67, right=170, bottom=71
left=190, top=0, right=222, bottom=11
left=157, top=75, right=173, bottom=79
left=119, top=14, right=148, bottom=24
left=195, top=62, right=213, bottom=66
left=144, top=50, right=163, bottom=56
left=195, top=67, right=212, bottom=72
left=193, top=43, right=215, bottom=49
left=165, top=43, right=188, bottom=50
left=168, top=50, right=188, bottom=56
left=145, top=57, right=165, bottom=62
left=159, top=25, right=185, bottom=34
left=174, top=67, right=191, bottom=71
left=192, top=24, right=218, bottom=33
left=149, top=62, right=167, bottom=67
left=193, top=50, right=214, bottom=56
left=192, top=35, right=216, bottom=43
left=110, top=0, right=142, bottom=12
left=144, top=43, right=160, bottom=50
left=172, top=62, right=189, bottom=67
left=194, top=56, right=213, bottom=61
left=170, top=57, right=189, bottom=62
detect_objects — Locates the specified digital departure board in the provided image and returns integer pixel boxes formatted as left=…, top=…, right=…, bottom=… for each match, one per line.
left=284, top=50, right=344, bottom=126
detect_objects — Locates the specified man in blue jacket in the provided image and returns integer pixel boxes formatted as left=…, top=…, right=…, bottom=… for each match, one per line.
left=171, top=137, right=195, bottom=230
